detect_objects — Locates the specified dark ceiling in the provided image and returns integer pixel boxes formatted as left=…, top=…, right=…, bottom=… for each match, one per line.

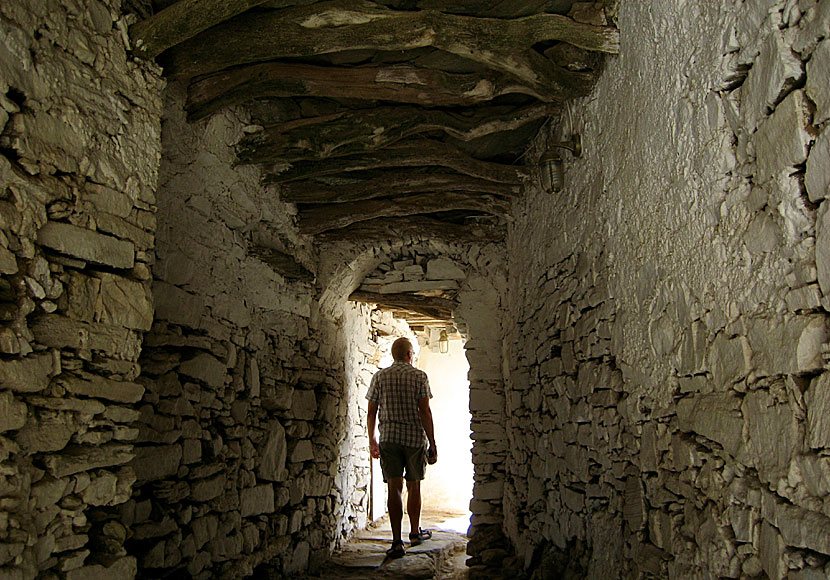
left=129, top=0, right=618, bottom=241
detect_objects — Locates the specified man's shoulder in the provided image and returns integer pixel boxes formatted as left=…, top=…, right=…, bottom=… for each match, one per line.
left=399, top=364, right=428, bottom=383
left=375, top=362, right=426, bottom=378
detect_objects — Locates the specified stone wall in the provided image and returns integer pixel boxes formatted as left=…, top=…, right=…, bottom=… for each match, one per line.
left=503, top=1, right=830, bottom=578
left=127, top=82, right=382, bottom=578
left=0, top=0, right=163, bottom=578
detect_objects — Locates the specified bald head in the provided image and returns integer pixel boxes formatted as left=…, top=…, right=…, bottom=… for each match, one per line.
left=391, top=338, right=413, bottom=362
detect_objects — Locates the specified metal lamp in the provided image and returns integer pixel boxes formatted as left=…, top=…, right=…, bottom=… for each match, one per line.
left=539, top=134, right=582, bottom=193
left=438, top=329, right=449, bottom=354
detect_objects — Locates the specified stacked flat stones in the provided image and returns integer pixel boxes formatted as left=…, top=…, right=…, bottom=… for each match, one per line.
left=132, top=81, right=394, bottom=578
left=0, top=0, right=163, bottom=578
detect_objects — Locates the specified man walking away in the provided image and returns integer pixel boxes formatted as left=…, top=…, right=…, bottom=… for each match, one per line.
left=367, top=337, right=438, bottom=558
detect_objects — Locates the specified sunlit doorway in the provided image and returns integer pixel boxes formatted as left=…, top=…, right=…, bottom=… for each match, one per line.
left=369, top=333, right=472, bottom=535
left=417, top=337, right=472, bottom=533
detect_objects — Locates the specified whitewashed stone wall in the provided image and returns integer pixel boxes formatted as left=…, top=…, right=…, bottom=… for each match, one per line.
left=503, top=1, right=830, bottom=578
left=130, top=83, right=381, bottom=578
left=0, top=1, right=163, bottom=578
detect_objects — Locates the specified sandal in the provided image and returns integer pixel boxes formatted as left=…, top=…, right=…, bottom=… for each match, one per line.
left=386, top=539, right=405, bottom=559
left=408, top=528, right=432, bottom=546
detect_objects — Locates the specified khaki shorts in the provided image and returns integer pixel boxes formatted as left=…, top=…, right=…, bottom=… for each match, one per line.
left=379, top=442, right=426, bottom=482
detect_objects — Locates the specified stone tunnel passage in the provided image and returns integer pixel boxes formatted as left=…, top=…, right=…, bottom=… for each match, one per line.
left=6, top=1, right=830, bottom=579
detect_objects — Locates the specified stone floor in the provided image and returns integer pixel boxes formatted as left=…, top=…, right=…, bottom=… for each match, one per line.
left=296, top=509, right=471, bottom=580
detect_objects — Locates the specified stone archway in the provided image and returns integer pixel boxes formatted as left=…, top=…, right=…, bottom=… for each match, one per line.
left=316, top=236, right=512, bottom=569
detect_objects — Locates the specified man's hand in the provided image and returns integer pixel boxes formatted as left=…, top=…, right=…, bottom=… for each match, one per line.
left=427, top=445, right=437, bottom=464
left=368, top=401, right=379, bottom=458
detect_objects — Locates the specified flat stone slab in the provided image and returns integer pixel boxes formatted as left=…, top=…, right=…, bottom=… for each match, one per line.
left=305, top=517, right=467, bottom=579
left=329, top=551, right=387, bottom=568
left=37, top=222, right=134, bottom=269
left=379, top=553, right=435, bottom=578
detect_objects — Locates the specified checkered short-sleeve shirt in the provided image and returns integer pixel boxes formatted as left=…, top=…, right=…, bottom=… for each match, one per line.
left=366, top=361, right=432, bottom=448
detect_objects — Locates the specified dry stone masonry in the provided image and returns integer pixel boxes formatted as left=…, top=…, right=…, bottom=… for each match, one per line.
left=359, top=255, right=466, bottom=297
left=501, top=1, right=830, bottom=579
left=129, top=81, right=388, bottom=578
left=0, top=0, right=163, bottom=578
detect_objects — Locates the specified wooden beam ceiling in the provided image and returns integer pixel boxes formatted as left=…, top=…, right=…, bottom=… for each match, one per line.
left=132, top=0, right=618, bottom=240
left=349, top=290, right=456, bottom=320
left=314, top=215, right=505, bottom=243
left=159, top=1, right=619, bottom=81
left=130, top=0, right=275, bottom=58
left=298, top=190, right=511, bottom=234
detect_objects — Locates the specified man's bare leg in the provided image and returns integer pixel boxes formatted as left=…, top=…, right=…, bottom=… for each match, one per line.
left=406, top=480, right=421, bottom=538
left=387, top=478, right=404, bottom=544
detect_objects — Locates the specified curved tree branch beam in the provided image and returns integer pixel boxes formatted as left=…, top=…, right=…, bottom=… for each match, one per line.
left=129, top=0, right=313, bottom=59
left=348, top=291, right=457, bottom=320
left=297, top=191, right=511, bottom=234
left=185, top=62, right=584, bottom=120
left=263, top=140, right=528, bottom=184
left=415, top=0, right=575, bottom=18
left=280, top=169, right=521, bottom=203
left=237, top=103, right=555, bottom=163
left=316, top=215, right=505, bottom=243
left=161, top=0, right=620, bottom=92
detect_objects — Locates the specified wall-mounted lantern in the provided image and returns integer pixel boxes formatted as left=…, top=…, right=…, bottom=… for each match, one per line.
left=538, top=134, right=582, bottom=193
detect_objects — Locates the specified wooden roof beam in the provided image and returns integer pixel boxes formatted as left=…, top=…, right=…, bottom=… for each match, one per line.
left=186, top=62, right=575, bottom=121
left=298, top=191, right=510, bottom=235
left=237, top=103, right=555, bottom=164
left=264, top=141, right=528, bottom=184
left=315, top=215, right=505, bottom=244
left=279, top=169, right=521, bottom=204
left=349, top=291, right=456, bottom=320
left=129, top=0, right=289, bottom=59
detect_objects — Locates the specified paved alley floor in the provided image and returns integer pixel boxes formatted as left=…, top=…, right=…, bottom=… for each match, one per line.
left=298, top=509, right=470, bottom=580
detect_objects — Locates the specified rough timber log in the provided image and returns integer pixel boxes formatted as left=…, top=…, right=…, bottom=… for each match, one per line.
left=315, top=215, right=505, bottom=243
left=415, top=0, right=574, bottom=18
left=129, top=0, right=284, bottom=58
left=298, top=191, right=510, bottom=234
left=186, top=62, right=582, bottom=120
left=264, top=141, right=528, bottom=184
left=237, top=103, right=555, bottom=164
left=349, top=291, right=456, bottom=320
left=161, top=0, right=620, bottom=89
left=280, top=170, right=521, bottom=204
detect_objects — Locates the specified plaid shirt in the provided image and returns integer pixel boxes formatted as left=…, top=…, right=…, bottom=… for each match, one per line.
left=367, top=361, right=432, bottom=448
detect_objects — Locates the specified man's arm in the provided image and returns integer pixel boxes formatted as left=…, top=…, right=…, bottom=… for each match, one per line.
left=417, top=397, right=436, bottom=461
left=367, top=400, right=380, bottom=459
